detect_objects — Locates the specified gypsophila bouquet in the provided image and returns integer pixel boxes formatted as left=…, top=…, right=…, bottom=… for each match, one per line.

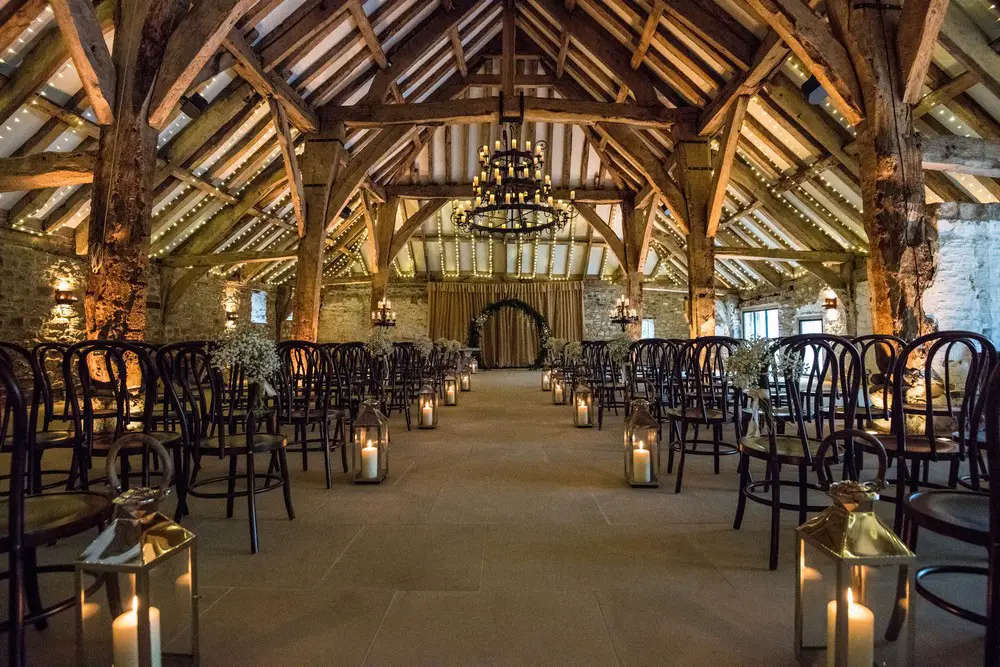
left=608, top=333, right=632, bottom=365
left=211, top=325, right=280, bottom=400
left=726, top=338, right=771, bottom=391
left=564, top=341, right=583, bottom=362
left=473, top=313, right=489, bottom=329
left=413, top=335, right=434, bottom=359
left=544, top=337, right=567, bottom=355
left=435, top=338, right=463, bottom=354
left=365, top=327, right=395, bottom=359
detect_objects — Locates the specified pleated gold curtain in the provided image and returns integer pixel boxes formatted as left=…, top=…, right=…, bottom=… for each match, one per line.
left=428, top=282, right=584, bottom=368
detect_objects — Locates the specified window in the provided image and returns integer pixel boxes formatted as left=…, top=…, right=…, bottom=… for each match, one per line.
left=641, top=318, right=655, bottom=339
left=742, top=308, right=779, bottom=339
left=799, top=318, right=823, bottom=335
left=250, top=290, right=268, bottom=324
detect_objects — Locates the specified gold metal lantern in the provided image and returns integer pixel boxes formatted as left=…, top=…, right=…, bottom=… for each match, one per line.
left=443, top=374, right=459, bottom=406
left=573, top=384, right=594, bottom=427
left=794, top=480, right=915, bottom=667
left=418, top=383, right=438, bottom=429
left=75, top=515, right=199, bottom=667
left=541, top=366, right=552, bottom=391
left=352, top=400, right=389, bottom=483
left=551, top=369, right=567, bottom=405
left=624, top=399, right=659, bottom=487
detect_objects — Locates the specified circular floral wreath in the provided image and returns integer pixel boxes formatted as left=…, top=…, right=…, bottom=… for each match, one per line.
left=467, top=298, right=551, bottom=369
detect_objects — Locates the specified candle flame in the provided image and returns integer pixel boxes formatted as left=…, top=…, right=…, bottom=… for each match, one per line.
left=131, top=596, right=138, bottom=612
left=847, top=589, right=854, bottom=605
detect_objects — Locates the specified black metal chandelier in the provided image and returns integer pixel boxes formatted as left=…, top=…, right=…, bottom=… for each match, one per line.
left=452, top=95, right=576, bottom=237
left=609, top=296, right=638, bottom=332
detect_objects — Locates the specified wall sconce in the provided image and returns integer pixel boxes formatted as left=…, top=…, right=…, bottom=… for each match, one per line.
left=54, top=279, right=78, bottom=305
left=823, top=289, right=839, bottom=321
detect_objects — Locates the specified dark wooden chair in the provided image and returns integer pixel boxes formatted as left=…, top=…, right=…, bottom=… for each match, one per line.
left=168, top=341, right=293, bottom=554
left=733, top=334, right=862, bottom=570
left=665, top=336, right=740, bottom=493
left=1, top=348, right=113, bottom=667
left=277, top=341, right=344, bottom=488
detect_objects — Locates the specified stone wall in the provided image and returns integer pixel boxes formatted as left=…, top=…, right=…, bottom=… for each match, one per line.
left=581, top=280, right=689, bottom=340
left=922, top=206, right=1000, bottom=341
left=0, top=241, right=87, bottom=346
left=738, top=273, right=852, bottom=338
left=318, top=281, right=428, bottom=342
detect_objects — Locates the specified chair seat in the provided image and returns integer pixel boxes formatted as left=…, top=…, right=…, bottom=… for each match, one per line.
left=0, top=491, right=112, bottom=549
left=203, top=433, right=287, bottom=455
left=905, top=490, right=989, bottom=546
left=34, top=430, right=73, bottom=448
left=287, top=409, right=336, bottom=423
left=876, top=434, right=961, bottom=457
left=666, top=407, right=725, bottom=421
left=740, top=435, right=829, bottom=459
left=91, top=430, right=183, bottom=451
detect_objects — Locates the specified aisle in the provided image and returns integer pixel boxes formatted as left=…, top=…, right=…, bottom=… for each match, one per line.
left=10, top=370, right=985, bottom=666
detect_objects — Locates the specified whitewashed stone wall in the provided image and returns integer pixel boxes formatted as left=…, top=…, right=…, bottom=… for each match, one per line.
left=922, top=205, right=1000, bottom=341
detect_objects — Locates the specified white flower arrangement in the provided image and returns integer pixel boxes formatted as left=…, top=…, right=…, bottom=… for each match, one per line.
left=365, top=327, right=395, bottom=358
left=564, top=341, right=583, bottom=362
left=211, top=325, right=280, bottom=399
left=413, top=335, right=434, bottom=359
left=607, top=334, right=632, bottom=365
left=726, top=338, right=772, bottom=391
left=435, top=338, right=463, bottom=354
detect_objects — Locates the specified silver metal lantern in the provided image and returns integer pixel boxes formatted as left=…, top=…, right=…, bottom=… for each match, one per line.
left=352, top=400, right=389, bottom=483
left=460, top=367, right=472, bottom=392
left=551, top=369, right=567, bottom=405
left=418, top=383, right=438, bottom=429
left=443, top=374, right=459, bottom=406
left=794, top=480, right=915, bottom=667
left=624, top=399, right=658, bottom=487
left=573, top=383, right=594, bottom=427
left=541, top=366, right=552, bottom=391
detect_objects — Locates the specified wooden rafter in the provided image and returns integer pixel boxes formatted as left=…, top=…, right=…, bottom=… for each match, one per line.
left=630, top=0, right=664, bottom=69
left=0, top=151, right=95, bottom=190
left=920, top=134, right=1000, bottom=179
left=897, top=0, right=949, bottom=104
left=48, top=0, right=115, bottom=125
left=163, top=249, right=298, bottom=267
left=707, top=95, right=749, bottom=236
left=268, top=97, right=307, bottom=236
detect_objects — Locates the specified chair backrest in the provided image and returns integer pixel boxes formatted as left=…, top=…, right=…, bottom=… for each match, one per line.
left=276, top=341, right=332, bottom=423
left=674, top=336, right=738, bottom=419
left=31, top=342, right=70, bottom=430
left=852, top=335, right=905, bottom=424
left=982, top=365, right=1000, bottom=546
left=0, top=349, right=29, bottom=664
left=760, top=334, right=862, bottom=463
left=890, top=331, right=996, bottom=455
left=0, top=343, right=41, bottom=451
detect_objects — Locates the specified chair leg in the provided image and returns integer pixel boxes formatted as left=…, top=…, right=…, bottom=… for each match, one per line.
left=798, top=463, right=808, bottom=526
left=985, top=545, right=1000, bottom=667
left=246, top=452, right=259, bottom=554
left=666, top=419, right=676, bottom=474
left=674, top=421, right=689, bottom=494
left=225, top=454, right=238, bottom=519
left=733, top=452, right=749, bottom=530
left=278, top=447, right=295, bottom=520
left=321, top=421, right=332, bottom=489
left=768, top=458, right=781, bottom=571
left=893, top=456, right=907, bottom=535
left=712, top=424, right=722, bottom=475
left=23, top=548, right=47, bottom=631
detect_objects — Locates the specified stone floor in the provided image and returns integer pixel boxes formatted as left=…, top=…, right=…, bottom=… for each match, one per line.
left=3, top=369, right=991, bottom=666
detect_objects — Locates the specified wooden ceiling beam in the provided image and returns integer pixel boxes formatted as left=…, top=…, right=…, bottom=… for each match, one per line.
left=575, top=203, right=627, bottom=266
left=349, top=0, right=387, bottom=68
left=48, top=0, right=115, bottom=125
left=713, top=246, right=854, bottom=262
left=897, top=0, right=949, bottom=104
left=743, top=0, right=863, bottom=126
left=939, top=6, right=1000, bottom=104
left=630, top=0, right=665, bottom=69
left=223, top=30, right=318, bottom=132
left=920, top=134, right=1000, bottom=179
left=324, top=96, right=692, bottom=128
left=162, top=249, right=298, bottom=267
left=149, top=0, right=256, bottom=130
left=451, top=27, right=468, bottom=77
left=707, top=95, right=749, bottom=236
left=268, top=97, right=307, bottom=236
left=699, top=32, right=785, bottom=135
left=257, top=0, right=350, bottom=71
left=383, top=184, right=627, bottom=202
left=0, top=0, right=47, bottom=54
left=0, top=150, right=95, bottom=190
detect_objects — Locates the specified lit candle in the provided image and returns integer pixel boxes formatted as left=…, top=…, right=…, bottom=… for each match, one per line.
left=544, top=174, right=551, bottom=185
left=361, top=440, right=379, bottom=480
left=518, top=192, right=524, bottom=203
left=113, top=596, right=162, bottom=667
left=495, top=140, right=501, bottom=150
left=526, top=140, right=532, bottom=151
left=446, top=384, right=456, bottom=404
left=542, top=369, right=551, bottom=390
left=826, top=590, right=874, bottom=667
left=508, top=165, right=514, bottom=177
left=553, top=382, right=564, bottom=403
left=570, top=190, right=576, bottom=200
left=632, top=442, right=651, bottom=484
left=421, top=402, right=434, bottom=426
left=535, top=169, right=541, bottom=180
left=489, top=193, right=496, bottom=204
left=473, top=175, right=479, bottom=186
left=534, top=192, right=540, bottom=204
left=576, top=400, right=588, bottom=425
left=512, top=138, right=517, bottom=149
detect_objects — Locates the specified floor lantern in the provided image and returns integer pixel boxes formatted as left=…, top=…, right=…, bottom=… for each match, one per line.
left=352, top=400, right=389, bottom=483
left=418, top=383, right=438, bottom=429
left=75, top=516, right=199, bottom=667
left=573, top=383, right=594, bottom=427
left=460, top=367, right=472, bottom=392
left=469, top=357, right=478, bottom=374
left=541, top=366, right=552, bottom=391
left=795, top=480, right=915, bottom=667
left=624, top=399, right=658, bottom=487
left=551, top=369, right=567, bottom=404
left=443, top=374, right=459, bottom=406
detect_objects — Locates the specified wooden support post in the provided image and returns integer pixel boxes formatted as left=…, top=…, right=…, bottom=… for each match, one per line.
left=673, top=119, right=715, bottom=338
left=369, top=195, right=399, bottom=312
left=86, top=0, right=186, bottom=341
left=291, top=122, right=345, bottom=341
left=619, top=197, right=645, bottom=340
left=831, top=0, right=933, bottom=339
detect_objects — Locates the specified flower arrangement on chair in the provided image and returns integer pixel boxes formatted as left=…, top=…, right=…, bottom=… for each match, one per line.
left=211, top=324, right=280, bottom=405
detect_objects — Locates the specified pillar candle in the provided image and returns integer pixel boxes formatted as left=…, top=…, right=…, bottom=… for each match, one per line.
left=113, top=597, right=161, bottom=667
left=576, top=401, right=588, bottom=425
left=422, top=404, right=434, bottom=426
left=632, top=444, right=651, bottom=484
left=553, top=382, right=564, bottom=403
left=361, top=442, right=379, bottom=480
left=446, top=385, right=456, bottom=404
left=826, top=590, right=874, bottom=667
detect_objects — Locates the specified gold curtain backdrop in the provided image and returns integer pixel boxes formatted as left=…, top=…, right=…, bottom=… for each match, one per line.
left=428, top=281, right=584, bottom=368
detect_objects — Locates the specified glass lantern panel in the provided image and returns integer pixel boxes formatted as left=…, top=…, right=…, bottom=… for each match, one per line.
left=541, top=368, right=552, bottom=391
left=797, top=539, right=914, bottom=667
left=418, top=394, right=437, bottom=428
left=75, top=516, right=197, bottom=667
left=552, top=376, right=566, bottom=404
left=460, top=371, right=471, bottom=391
left=444, top=378, right=458, bottom=405
left=574, top=393, right=593, bottom=427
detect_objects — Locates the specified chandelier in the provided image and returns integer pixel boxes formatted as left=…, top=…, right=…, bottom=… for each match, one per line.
left=609, top=296, right=638, bottom=332
left=372, top=298, right=396, bottom=328
left=452, top=116, right=576, bottom=236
